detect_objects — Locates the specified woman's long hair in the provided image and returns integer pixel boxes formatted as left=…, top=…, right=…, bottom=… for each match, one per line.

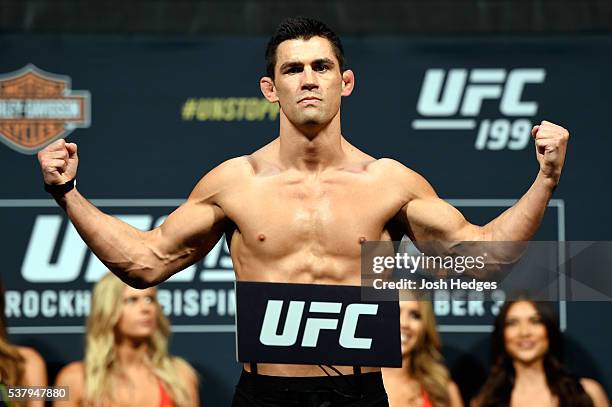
left=474, top=300, right=593, bottom=407
left=409, top=301, right=451, bottom=407
left=0, top=279, right=25, bottom=387
left=84, top=273, right=193, bottom=407
left=0, top=279, right=27, bottom=407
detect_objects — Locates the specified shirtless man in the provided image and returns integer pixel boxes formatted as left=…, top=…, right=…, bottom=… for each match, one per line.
left=37, top=16, right=569, bottom=407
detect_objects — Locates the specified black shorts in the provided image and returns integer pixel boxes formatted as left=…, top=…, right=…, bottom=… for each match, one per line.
left=231, top=369, right=389, bottom=407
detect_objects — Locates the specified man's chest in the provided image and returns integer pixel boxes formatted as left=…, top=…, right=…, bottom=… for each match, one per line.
left=221, top=174, right=406, bottom=243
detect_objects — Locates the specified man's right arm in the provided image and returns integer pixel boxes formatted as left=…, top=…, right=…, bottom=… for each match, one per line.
left=37, top=139, right=237, bottom=288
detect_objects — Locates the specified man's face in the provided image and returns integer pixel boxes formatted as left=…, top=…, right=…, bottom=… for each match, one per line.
left=270, top=36, right=348, bottom=128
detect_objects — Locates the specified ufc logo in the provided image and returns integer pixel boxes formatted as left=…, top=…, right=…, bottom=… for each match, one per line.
left=259, top=300, right=378, bottom=349
left=417, top=68, right=545, bottom=117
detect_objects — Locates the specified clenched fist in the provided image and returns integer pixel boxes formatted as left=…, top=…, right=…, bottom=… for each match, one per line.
left=37, top=139, right=79, bottom=186
left=531, top=120, right=569, bottom=187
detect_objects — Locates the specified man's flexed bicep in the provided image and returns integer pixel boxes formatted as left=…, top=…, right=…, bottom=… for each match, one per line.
left=84, top=159, right=244, bottom=288
left=398, top=162, right=558, bottom=245
left=402, top=196, right=482, bottom=242
left=391, top=163, right=483, bottom=242
left=145, top=156, right=257, bottom=282
left=37, top=139, right=245, bottom=288
left=145, top=196, right=227, bottom=284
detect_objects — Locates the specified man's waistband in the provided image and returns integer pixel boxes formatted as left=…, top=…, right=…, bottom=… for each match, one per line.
left=238, top=368, right=385, bottom=394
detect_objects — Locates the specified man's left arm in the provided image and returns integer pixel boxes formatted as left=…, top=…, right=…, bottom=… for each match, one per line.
left=399, top=120, right=569, bottom=242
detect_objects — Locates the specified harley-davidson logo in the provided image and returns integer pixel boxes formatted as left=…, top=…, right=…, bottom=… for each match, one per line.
left=0, top=64, right=91, bottom=154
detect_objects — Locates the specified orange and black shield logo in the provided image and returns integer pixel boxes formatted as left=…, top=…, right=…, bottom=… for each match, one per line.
left=0, top=64, right=91, bottom=154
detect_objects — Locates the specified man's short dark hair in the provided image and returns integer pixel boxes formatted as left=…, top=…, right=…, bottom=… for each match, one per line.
left=265, top=16, right=346, bottom=79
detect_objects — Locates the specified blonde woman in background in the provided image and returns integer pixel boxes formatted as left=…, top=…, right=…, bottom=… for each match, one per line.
left=0, top=278, right=47, bottom=407
left=383, top=300, right=463, bottom=407
left=54, top=273, right=198, bottom=407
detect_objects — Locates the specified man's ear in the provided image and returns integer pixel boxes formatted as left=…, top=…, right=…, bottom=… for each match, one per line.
left=260, top=77, right=278, bottom=102
left=341, top=69, right=355, bottom=97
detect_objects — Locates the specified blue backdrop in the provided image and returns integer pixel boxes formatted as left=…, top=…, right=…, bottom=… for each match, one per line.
left=1, top=34, right=611, bottom=405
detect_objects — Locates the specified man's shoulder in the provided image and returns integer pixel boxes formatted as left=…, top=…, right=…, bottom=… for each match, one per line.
left=371, top=157, right=405, bottom=170
left=195, top=156, right=255, bottom=185
left=369, top=158, right=422, bottom=180
left=368, top=158, right=437, bottom=201
left=214, top=156, right=256, bottom=174
left=208, top=138, right=280, bottom=179
left=188, top=154, right=266, bottom=202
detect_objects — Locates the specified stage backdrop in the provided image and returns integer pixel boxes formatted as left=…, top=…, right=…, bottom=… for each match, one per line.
left=1, top=34, right=611, bottom=406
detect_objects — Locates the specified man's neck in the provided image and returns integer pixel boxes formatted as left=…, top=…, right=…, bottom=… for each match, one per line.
left=278, top=113, right=346, bottom=172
